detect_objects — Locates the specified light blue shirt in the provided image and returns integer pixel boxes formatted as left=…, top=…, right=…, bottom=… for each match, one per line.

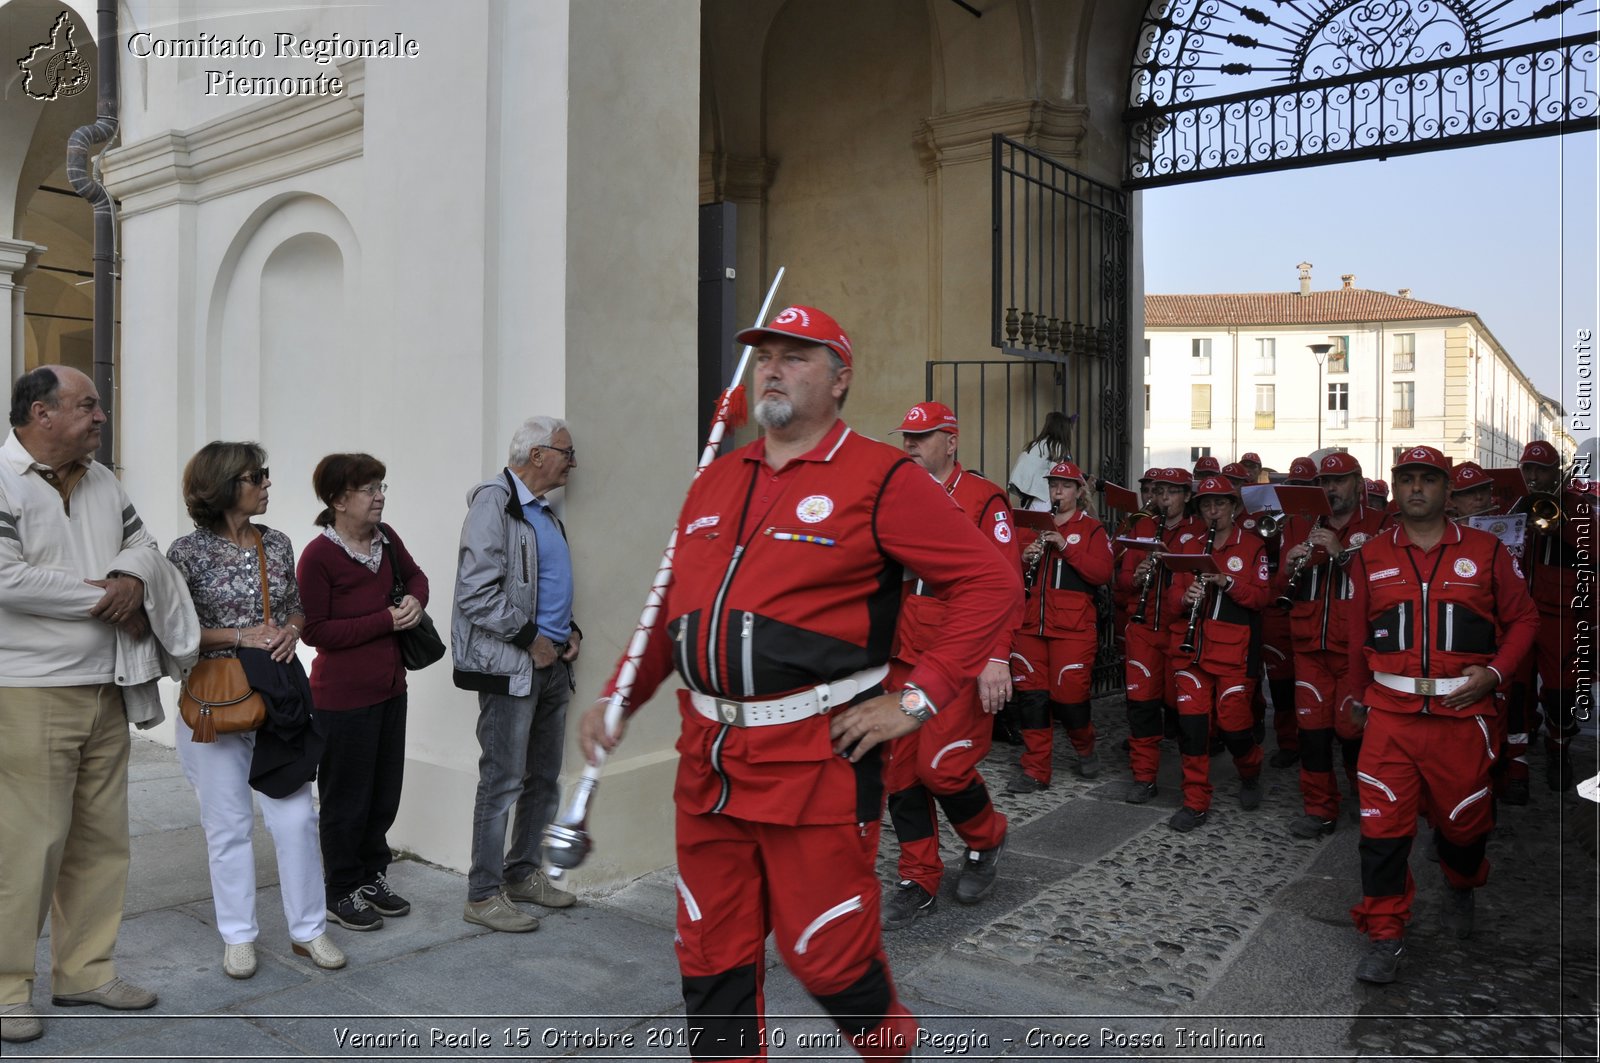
left=510, top=471, right=573, bottom=642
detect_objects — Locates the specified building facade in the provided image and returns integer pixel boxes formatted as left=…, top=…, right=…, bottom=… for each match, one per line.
left=1143, top=265, right=1575, bottom=477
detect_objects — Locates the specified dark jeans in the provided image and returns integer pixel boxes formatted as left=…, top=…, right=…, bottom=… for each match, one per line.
left=318, top=693, right=408, bottom=904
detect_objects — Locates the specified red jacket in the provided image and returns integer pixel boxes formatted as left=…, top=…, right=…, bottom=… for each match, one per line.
left=1347, top=521, right=1539, bottom=718
left=603, top=420, right=1022, bottom=826
left=1526, top=483, right=1594, bottom=613
left=1276, top=506, right=1387, bottom=653
left=1018, top=506, right=1113, bottom=639
left=1164, top=523, right=1269, bottom=673
left=1124, top=514, right=1207, bottom=631
left=895, top=463, right=1019, bottom=664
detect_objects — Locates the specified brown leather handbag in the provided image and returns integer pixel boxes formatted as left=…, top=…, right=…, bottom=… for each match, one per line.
left=179, top=534, right=271, bottom=742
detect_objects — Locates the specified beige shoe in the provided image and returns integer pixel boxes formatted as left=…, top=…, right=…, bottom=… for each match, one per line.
left=505, top=869, right=576, bottom=909
left=52, top=977, right=157, bottom=1010
left=0, top=1003, right=43, bottom=1044
left=291, top=934, right=347, bottom=970
left=223, top=942, right=257, bottom=980
left=463, top=890, right=540, bottom=932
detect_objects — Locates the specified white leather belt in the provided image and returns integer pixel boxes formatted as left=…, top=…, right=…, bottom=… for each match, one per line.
left=1374, top=672, right=1470, bottom=697
left=689, top=665, right=889, bottom=728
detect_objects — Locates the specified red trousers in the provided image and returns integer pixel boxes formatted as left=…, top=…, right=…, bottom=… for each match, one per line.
left=1124, top=619, right=1178, bottom=783
left=1011, top=631, right=1097, bottom=783
left=1293, top=648, right=1364, bottom=819
left=882, top=663, right=1005, bottom=895
left=1350, top=710, right=1495, bottom=941
left=1172, top=663, right=1262, bottom=813
left=675, top=809, right=917, bottom=1060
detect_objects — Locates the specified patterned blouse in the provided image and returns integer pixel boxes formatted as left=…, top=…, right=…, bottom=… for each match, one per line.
left=167, top=524, right=304, bottom=659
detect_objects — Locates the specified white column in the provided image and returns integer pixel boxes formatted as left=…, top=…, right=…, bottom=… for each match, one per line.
left=0, top=239, right=46, bottom=382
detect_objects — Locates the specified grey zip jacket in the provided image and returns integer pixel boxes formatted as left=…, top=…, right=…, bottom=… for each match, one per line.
left=450, top=469, right=575, bottom=697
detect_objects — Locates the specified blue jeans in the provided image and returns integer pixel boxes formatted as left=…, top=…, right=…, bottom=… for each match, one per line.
left=468, top=663, right=570, bottom=901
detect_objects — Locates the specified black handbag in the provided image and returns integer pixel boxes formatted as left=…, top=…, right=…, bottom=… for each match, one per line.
left=385, top=525, right=447, bottom=670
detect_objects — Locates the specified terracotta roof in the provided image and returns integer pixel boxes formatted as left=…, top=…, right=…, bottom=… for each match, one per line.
left=1146, top=289, right=1474, bottom=327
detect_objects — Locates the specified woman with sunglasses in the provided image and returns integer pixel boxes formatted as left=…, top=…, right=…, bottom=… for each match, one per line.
left=295, top=454, right=429, bottom=933
left=166, top=442, right=344, bottom=979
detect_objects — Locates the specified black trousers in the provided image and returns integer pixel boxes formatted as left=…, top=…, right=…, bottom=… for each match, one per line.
left=318, top=693, right=408, bottom=903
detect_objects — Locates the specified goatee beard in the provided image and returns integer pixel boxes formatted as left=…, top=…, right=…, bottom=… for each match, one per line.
left=755, top=397, right=794, bottom=429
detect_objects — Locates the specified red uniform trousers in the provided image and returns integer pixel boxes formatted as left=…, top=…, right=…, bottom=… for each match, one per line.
left=1260, top=609, right=1299, bottom=755
left=1172, top=662, right=1262, bottom=813
left=1010, top=630, right=1098, bottom=783
left=1350, top=710, right=1495, bottom=941
left=1293, top=648, right=1364, bottom=820
left=883, top=661, right=1005, bottom=896
left=1124, top=619, right=1177, bottom=784
left=675, top=809, right=916, bottom=1061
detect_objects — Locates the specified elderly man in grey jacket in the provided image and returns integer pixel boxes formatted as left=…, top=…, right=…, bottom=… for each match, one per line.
left=451, top=415, right=581, bottom=933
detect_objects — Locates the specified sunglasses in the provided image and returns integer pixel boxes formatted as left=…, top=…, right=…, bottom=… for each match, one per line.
left=238, top=468, right=270, bottom=486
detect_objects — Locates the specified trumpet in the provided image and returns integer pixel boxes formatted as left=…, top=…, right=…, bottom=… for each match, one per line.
left=1274, top=515, right=1324, bottom=611
left=1253, top=510, right=1287, bottom=539
left=1114, top=502, right=1161, bottom=539
left=1527, top=492, right=1563, bottom=533
left=1179, top=521, right=1219, bottom=655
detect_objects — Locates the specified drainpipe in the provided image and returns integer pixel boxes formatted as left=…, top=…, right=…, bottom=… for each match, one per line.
left=1230, top=327, right=1239, bottom=460
left=65, top=0, right=118, bottom=467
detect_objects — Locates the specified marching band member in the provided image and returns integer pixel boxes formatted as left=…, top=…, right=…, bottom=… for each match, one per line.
left=1009, top=461, right=1114, bottom=793
left=881, top=402, right=1017, bottom=930
left=1346, top=446, right=1538, bottom=984
left=1237, top=452, right=1264, bottom=484
left=1163, top=476, right=1270, bottom=831
left=1193, top=455, right=1222, bottom=478
left=1256, top=457, right=1317, bottom=768
left=1123, top=468, right=1205, bottom=803
left=1276, top=453, right=1387, bottom=838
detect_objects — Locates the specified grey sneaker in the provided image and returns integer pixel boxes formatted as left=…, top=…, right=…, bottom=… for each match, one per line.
left=1443, top=887, right=1475, bottom=940
left=1355, top=937, right=1404, bottom=984
left=52, top=976, right=157, bottom=1010
left=1077, top=752, right=1102, bottom=779
left=1288, top=813, right=1336, bottom=838
left=464, top=891, right=540, bottom=933
left=1238, top=776, right=1262, bottom=810
left=0, top=1003, right=42, bottom=1044
left=505, top=869, right=576, bottom=909
left=1125, top=780, right=1159, bottom=804
left=1167, top=806, right=1208, bottom=833
left=881, top=881, right=936, bottom=930
left=955, top=833, right=1007, bottom=904
left=1006, top=773, right=1047, bottom=794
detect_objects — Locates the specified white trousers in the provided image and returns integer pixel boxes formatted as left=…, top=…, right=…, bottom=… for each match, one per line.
left=175, top=719, right=326, bottom=945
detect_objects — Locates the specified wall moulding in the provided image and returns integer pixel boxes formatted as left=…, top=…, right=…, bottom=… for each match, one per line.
left=914, top=98, right=1089, bottom=175
left=699, top=152, right=774, bottom=205
left=103, top=62, right=366, bottom=217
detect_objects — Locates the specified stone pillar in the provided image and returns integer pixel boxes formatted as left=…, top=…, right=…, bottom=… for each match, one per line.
left=0, top=239, right=46, bottom=382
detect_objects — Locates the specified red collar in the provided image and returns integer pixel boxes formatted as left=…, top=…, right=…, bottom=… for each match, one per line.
left=744, top=419, right=852, bottom=466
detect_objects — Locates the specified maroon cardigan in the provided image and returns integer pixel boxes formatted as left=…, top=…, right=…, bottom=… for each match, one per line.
left=297, top=525, right=429, bottom=711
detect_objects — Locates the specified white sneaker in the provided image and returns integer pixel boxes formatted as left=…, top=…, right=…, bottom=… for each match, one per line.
left=223, top=942, right=257, bottom=980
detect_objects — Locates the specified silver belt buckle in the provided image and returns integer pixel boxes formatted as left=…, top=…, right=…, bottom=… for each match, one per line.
left=1415, top=678, right=1436, bottom=697
left=713, top=698, right=743, bottom=726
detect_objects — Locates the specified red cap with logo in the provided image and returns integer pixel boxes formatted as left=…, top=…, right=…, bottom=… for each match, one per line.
left=1450, top=461, right=1492, bottom=493
left=1518, top=440, right=1560, bottom=467
left=1318, top=452, right=1362, bottom=478
left=1149, top=466, right=1193, bottom=487
left=1221, top=462, right=1250, bottom=482
left=1194, top=475, right=1239, bottom=499
left=1392, top=445, right=1451, bottom=474
left=735, top=305, right=854, bottom=366
left=1138, top=467, right=1161, bottom=483
left=1193, top=456, right=1222, bottom=474
left=1240, top=452, right=1262, bottom=465
left=891, top=401, right=958, bottom=434
left=1286, top=457, right=1318, bottom=483
left=1045, top=460, right=1086, bottom=484
left=1371, top=478, right=1389, bottom=496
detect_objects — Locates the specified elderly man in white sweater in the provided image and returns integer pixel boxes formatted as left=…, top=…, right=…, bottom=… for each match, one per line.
left=0, top=366, right=165, bottom=1044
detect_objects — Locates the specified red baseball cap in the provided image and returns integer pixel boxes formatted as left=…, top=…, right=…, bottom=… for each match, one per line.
left=891, top=401, right=958, bottom=434
left=1450, top=461, right=1492, bottom=493
left=1318, top=453, right=1362, bottom=478
left=1149, top=467, right=1193, bottom=487
left=1138, top=467, right=1161, bottom=483
left=1240, top=452, right=1262, bottom=465
left=1371, top=478, right=1388, bottom=495
left=1045, top=460, right=1086, bottom=484
left=1519, top=440, right=1560, bottom=467
left=1286, top=457, right=1318, bottom=483
left=1221, top=462, right=1250, bottom=482
left=1392, top=445, right=1451, bottom=474
left=1194, top=475, right=1239, bottom=499
left=735, top=305, right=854, bottom=366
left=1193, top=456, right=1221, bottom=474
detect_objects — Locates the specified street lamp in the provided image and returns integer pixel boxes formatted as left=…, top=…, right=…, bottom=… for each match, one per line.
left=1308, top=342, right=1334, bottom=454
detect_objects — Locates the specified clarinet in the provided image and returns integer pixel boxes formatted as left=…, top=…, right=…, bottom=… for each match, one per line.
left=1273, top=515, right=1324, bottom=611
left=1179, top=520, right=1219, bottom=655
left=1130, top=549, right=1161, bottom=626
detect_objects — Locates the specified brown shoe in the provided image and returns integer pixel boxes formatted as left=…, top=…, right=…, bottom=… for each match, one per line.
left=505, top=869, right=576, bottom=909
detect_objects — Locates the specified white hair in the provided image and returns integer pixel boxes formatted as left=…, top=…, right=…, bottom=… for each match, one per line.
left=508, top=415, right=568, bottom=466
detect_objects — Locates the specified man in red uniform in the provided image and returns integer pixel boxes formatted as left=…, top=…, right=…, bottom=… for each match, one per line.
left=1258, top=455, right=1318, bottom=769
left=1517, top=440, right=1594, bottom=791
left=578, top=307, right=1021, bottom=1061
left=1009, top=460, right=1114, bottom=792
left=1164, top=477, right=1270, bottom=831
left=1237, top=452, right=1263, bottom=484
left=880, top=401, right=1016, bottom=930
left=1123, top=467, right=1205, bottom=803
left=1346, top=446, right=1538, bottom=984
left=1193, top=455, right=1221, bottom=478
left=1277, top=453, right=1388, bottom=837
left=1222, top=463, right=1251, bottom=489
left=1110, top=468, right=1161, bottom=642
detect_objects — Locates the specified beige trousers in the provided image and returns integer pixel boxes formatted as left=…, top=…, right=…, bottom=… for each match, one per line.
left=0, top=684, right=130, bottom=1002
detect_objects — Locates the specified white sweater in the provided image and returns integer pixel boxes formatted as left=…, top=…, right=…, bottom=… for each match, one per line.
left=0, top=430, right=162, bottom=685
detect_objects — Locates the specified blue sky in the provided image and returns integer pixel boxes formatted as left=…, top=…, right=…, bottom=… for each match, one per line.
left=1142, top=131, right=1598, bottom=435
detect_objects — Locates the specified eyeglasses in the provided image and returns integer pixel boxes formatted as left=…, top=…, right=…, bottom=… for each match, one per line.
left=537, top=444, right=576, bottom=462
left=238, top=468, right=270, bottom=486
left=353, top=482, right=388, bottom=496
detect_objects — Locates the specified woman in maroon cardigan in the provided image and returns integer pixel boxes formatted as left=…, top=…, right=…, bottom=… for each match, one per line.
left=297, top=453, right=428, bottom=932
